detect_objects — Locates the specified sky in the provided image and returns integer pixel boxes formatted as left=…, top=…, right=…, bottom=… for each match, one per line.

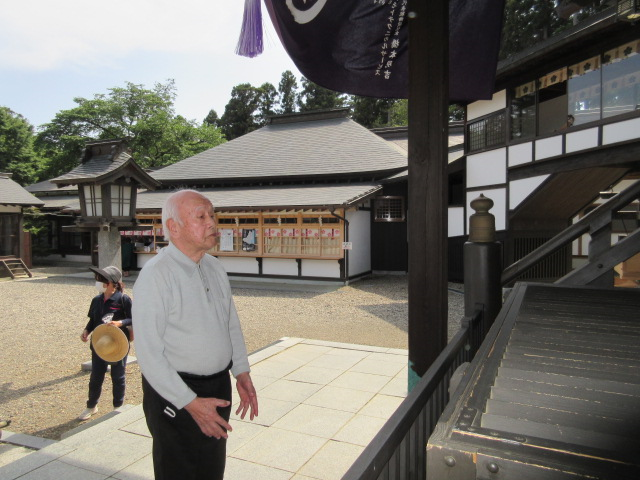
left=0, top=0, right=301, bottom=128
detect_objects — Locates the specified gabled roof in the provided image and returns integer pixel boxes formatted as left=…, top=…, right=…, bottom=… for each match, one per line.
left=52, top=139, right=160, bottom=190
left=0, top=175, right=45, bottom=206
left=136, top=183, right=382, bottom=211
left=152, top=110, right=408, bottom=185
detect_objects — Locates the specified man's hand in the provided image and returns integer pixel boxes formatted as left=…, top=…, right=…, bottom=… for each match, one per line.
left=184, top=397, right=232, bottom=439
left=235, top=372, right=258, bottom=421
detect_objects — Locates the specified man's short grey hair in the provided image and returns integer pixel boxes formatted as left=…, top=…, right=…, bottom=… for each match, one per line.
left=162, top=189, right=210, bottom=242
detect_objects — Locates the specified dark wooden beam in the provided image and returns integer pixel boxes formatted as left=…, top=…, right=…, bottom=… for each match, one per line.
left=407, top=0, right=448, bottom=387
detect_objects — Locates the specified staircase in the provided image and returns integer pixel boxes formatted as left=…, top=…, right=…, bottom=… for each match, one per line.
left=428, top=282, right=640, bottom=479
left=0, top=257, right=33, bottom=279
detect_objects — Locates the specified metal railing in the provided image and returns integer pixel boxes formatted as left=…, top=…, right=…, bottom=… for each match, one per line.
left=341, top=308, right=484, bottom=480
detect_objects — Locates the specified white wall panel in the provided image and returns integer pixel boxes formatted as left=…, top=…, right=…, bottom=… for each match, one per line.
left=467, top=188, right=507, bottom=232
left=508, top=142, right=533, bottom=167
left=448, top=207, right=465, bottom=237
left=263, top=258, right=298, bottom=276
left=301, top=259, right=341, bottom=278
left=467, top=90, right=506, bottom=121
left=347, top=209, right=371, bottom=276
left=535, top=136, right=563, bottom=160
left=603, top=117, right=640, bottom=144
left=509, top=175, right=549, bottom=209
left=218, top=256, right=259, bottom=274
left=467, top=149, right=507, bottom=188
left=566, top=128, right=598, bottom=153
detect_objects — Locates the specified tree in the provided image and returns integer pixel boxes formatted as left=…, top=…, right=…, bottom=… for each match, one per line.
left=0, top=107, right=43, bottom=185
left=499, top=0, right=607, bottom=61
left=219, top=83, right=262, bottom=140
left=350, top=97, right=398, bottom=128
left=297, top=77, right=347, bottom=112
left=388, top=99, right=408, bottom=127
left=277, top=70, right=298, bottom=114
left=257, top=82, right=278, bottom=124
left=36, top=80, right=225, bottom=177
left=203, top=109, right=220, bottom=127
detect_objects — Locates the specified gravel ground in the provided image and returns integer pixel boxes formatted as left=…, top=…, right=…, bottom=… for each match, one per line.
left=0, top=261, right=464, bottom=441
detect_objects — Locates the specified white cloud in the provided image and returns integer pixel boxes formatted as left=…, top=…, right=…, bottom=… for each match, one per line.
left=0, top=0, right=248, bottom=70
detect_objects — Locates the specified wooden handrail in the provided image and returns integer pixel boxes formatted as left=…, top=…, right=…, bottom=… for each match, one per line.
left=501, top=179, right=640, bottom=286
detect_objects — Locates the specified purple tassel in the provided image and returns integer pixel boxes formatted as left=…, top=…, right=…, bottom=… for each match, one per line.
left=236, top=0, right=264, bottom=58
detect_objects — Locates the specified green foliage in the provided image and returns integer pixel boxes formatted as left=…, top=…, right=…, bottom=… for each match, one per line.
left=203, top=109, right=220, bottom=127
left=220, top=83, right=263, bottom=140
left=350, top=97, right=398, bottom=129
left=35, top=80, right=225, bottom=177
left=0, top=107, right=44, bottom=185
left=388, top=100, right=408, bottom=126
left=277, top=71, right=298, bottom=114
left=22, top=207, right=51, bottom=256
left=257, top=82, right=278, bottom=123
left=499, top=0, right=607, bottom=61
left=297, top=77, right=348, bottom=112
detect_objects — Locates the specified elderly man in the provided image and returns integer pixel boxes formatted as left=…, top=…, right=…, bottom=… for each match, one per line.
left=133, top=189, right=258, bottom=480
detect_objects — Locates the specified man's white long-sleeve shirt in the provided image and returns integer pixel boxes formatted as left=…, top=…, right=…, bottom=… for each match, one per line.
left=132, top=243, right=250, bottom=410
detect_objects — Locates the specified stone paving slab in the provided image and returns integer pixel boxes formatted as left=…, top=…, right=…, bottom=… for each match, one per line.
left=0, top=338, right=409, bottom=480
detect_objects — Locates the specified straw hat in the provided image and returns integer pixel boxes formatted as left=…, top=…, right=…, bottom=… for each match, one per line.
left=91, top=324, right=129, bottom=362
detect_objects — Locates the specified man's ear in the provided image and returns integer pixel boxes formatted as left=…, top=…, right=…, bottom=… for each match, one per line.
left=167, top=218, right=180, bottom=239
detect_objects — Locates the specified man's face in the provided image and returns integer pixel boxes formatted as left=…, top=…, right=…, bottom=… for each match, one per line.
left=175, top=193, right=217, bottom=253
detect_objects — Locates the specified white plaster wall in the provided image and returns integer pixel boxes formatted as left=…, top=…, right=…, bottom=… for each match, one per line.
left=217, top=256, right=259, bottom=274
left=603, top=117, right=640, bottom=144
left=467, top=90, right=506, bottom=121
left=347, top=209, right=371, bottom=276
left=566, top=128, right=599, bottom=153
left=508, top=142, right=533, bottom=167
left=509, top=175, right=549, bottom=210
left=301, top=259, right=341, bottom=278
left=448, top=207, right=465, bottom=237
left=535, top=136, right=563, bottom=160
left=0, top=205, right=21, bottom=213
left=467, top=188, right=507, bottom=232
left=263, top=258, right=298, bottom=276
left=467, top=148, right=507, bottom=188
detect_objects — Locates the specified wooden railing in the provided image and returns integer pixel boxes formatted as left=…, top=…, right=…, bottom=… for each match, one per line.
left=341, top=308, right=485, bottom=480
left=502, top=179, right=640, bottom=287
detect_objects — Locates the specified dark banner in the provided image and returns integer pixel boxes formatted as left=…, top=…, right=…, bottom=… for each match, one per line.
left=264, top=0, right=505, bottom=102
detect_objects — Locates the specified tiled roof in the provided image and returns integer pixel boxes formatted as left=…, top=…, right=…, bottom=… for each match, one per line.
left=36, top=195, right=79, bottom=210
left=136, top=183, right=382, bottom=211
left=26, top=180, right=77, bottom=194
left=52, top=152, right=131, bottom=183
left=0, top=176, right=45, bottom=206
left=152, top=114, right=407, bottom=183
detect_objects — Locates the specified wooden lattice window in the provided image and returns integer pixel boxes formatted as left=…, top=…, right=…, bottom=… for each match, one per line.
left=374, top=196, right=405, bottom=222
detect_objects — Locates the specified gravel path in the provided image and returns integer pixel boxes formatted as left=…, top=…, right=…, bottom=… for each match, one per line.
left=0, top=262, right=464, bottom=441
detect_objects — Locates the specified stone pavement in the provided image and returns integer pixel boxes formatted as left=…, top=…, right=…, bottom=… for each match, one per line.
left=0, top=338, right=408, bottom=480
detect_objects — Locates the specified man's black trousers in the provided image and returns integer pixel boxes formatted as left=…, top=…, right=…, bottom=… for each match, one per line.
left=142, top=368, right=232, bottom=480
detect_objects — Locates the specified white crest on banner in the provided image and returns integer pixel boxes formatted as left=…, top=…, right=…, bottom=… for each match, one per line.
left=285, top=0, right=328, bottom=24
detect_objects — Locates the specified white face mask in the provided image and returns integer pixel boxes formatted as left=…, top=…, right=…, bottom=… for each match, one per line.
left=95, top=281, right=107, bottom=293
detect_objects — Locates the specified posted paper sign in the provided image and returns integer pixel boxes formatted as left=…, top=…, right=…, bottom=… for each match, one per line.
left=220, top=229, right=234, bottom=252
left=342, top=242, right=353, bottom=250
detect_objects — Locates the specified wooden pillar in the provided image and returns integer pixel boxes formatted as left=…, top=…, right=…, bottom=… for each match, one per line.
left=407, top=0, right=449, bottom=389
